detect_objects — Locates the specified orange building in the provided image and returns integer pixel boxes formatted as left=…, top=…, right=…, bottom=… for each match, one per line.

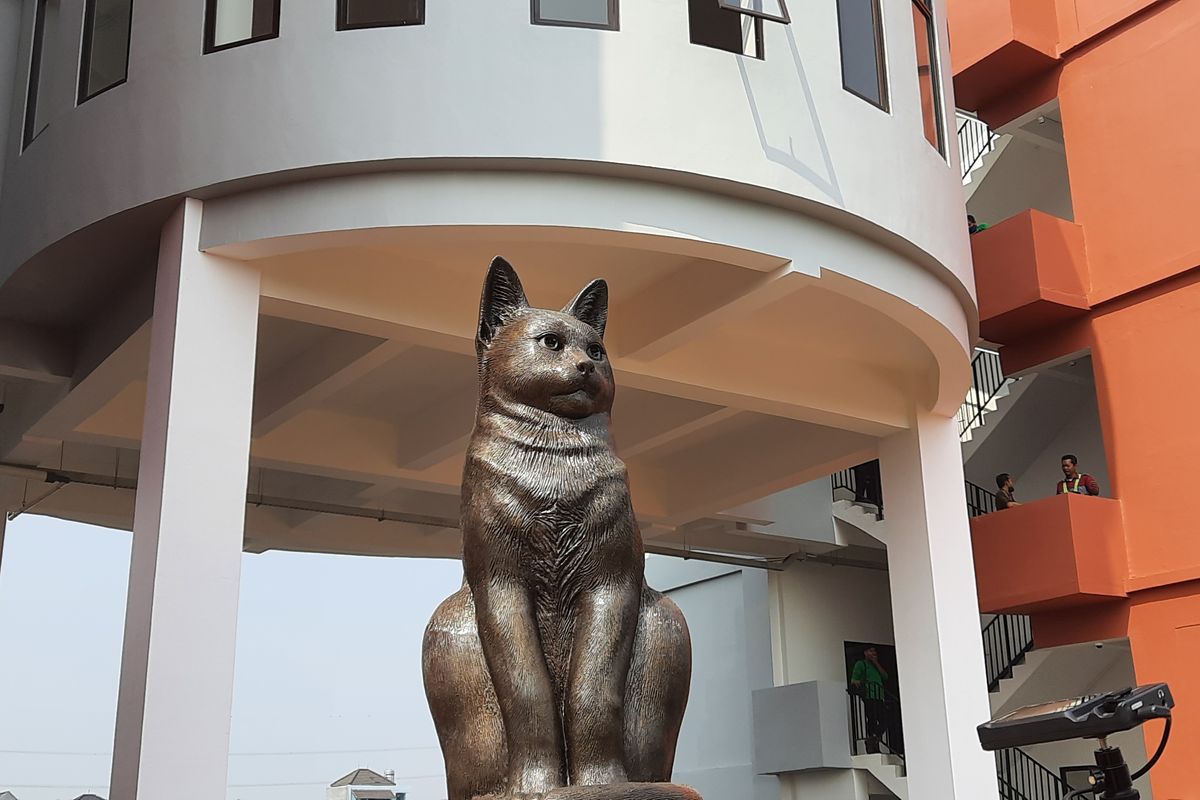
left=951, top=1, right=1200, bottom=797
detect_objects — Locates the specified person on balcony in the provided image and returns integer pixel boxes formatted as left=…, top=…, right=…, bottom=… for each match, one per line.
left=968, top=213, right=989, bottom=234
left=851, top=645, right=890, bottom=754
left=995, top=473, right=1020, bottom=509
left=1057, top=454, right=1101, bottom=496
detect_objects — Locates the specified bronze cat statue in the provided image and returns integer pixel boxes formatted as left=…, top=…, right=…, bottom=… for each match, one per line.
left=422, top=258, right=699, bottom=800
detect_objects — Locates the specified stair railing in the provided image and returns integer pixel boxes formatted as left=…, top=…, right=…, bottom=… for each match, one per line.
left=830, top=461, right=884, bottom=520
left=957, top=348, right=1009, bottom=438
left=981, top=612, right=1034, bottom=693
left=846, top=688, right=905, bottom=761
left=966, top=480, right=999, bottom=517
left=996, top=746, right=1071, bottom=800
left=958, top=113, right=999, bottom=181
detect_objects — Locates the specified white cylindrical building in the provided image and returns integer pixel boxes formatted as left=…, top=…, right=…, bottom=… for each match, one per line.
left=0, top=2, right=994, bottom=799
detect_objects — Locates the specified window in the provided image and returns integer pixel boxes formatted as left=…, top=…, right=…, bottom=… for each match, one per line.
left=910, top=0, right=944, bottom=153
left=532, top=0, right=618, bottom=30
left=24, top=0, right=61, bottom=147
left=717, top=0, right=789, bottom=24
left=204, top=0, right=280, bottom=53
left=338, top=0, right=424, bottom=30
left=836, top=0, right=887, bottom=110
left=689, top=0, right=763, bottom=58
left=79, top=0, right=133, bottom=102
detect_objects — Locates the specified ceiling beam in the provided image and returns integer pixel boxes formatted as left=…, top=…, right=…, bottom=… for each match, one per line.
left=253, top=334, right=411, bottom=436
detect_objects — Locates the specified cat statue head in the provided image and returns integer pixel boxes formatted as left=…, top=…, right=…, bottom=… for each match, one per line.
left=475, top=256, right=614, bottom=420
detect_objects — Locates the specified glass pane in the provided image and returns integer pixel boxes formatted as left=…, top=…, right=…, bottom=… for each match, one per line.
left=81, top=0, right=132, bottom=100
left=211, top=0, right=277, bottom=48
left=718, top=0, right=788, bottom=22
left=343, top=0, right=423, bottom=27
left=535, top=0, right=613, bottom=26
left=837, top=0, right=886, bottom=108
left=911, top=3, right=943, bottom=151
left=25, top=0, right=62, bottom=145
left=690, top=0, right=748, bottom=53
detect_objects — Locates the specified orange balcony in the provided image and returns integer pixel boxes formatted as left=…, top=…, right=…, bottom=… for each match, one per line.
left=971, top=493, right=1127, bottom=614
left=971, top=209, right=1089, bottom=344
left=949, top=0, right=1059, bottom=112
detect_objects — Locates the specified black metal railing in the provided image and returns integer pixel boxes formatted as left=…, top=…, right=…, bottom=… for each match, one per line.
left=958, top=348, right=1009, bottom=438
left=982, top=613, right=1034, bottom=693
left=996, top=747, right=1070, bottom=800
left=847, top=690, right=905, bottom=760
left=959, top=113, right=999, bottom=181
left=831, top=460, right=884, bottom=520
left=966, top=480, right=999, bottom=517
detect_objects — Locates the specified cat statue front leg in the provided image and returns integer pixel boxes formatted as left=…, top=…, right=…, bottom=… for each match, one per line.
left=473, top=577, right=566, bottom=798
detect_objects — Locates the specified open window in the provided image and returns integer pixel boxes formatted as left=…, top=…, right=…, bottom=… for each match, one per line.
left=204, top=0, right=280, bottom=53
left=24, top=0, right=61, bottom=148
left=716, top=0, right=789, bottom=24
left=688, top=0, right=763, bottom=57
left=910, top=0, right=944, bottom=153
left=79, top=0, right=133, bottom=103
left=338, top=0, right=425, bottom=30
left=532, top=0, right=619, bottom=30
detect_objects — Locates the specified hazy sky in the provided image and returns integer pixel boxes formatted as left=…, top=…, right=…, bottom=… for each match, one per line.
left=0, top=514, right=464, bottom=800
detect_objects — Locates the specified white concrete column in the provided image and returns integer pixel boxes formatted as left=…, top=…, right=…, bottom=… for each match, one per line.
left=878, top=412, right=998, bottom=800
left=110, top=199, right=260, bottom=800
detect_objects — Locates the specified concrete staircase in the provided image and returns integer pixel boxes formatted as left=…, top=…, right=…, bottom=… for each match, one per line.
left=851, top=753, right=907, bottom=800
left=831, top=497, right=886, bottom=547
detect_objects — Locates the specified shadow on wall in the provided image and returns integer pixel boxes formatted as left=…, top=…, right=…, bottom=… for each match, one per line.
left=738, top=31, right=843, bottom=205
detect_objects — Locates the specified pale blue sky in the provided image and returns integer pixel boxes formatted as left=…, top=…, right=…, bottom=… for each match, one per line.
left=0, top=514, right=464, bottom=800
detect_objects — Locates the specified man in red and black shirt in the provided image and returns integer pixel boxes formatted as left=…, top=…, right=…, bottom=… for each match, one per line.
left=1057, top=454, right=1101, bottom=496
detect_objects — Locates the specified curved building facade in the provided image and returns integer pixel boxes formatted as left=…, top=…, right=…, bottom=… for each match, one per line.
left=0, top=2, right=996, bottom=800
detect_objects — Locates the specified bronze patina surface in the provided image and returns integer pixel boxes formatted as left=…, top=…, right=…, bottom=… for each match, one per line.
left=423, top=258, right=699, bottom=800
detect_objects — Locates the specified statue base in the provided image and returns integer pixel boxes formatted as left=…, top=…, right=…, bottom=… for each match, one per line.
left=476, top=784, right=702, bottom=800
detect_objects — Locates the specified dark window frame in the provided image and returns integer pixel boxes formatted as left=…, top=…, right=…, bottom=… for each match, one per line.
left=911, top=0, right=945, bottom=155
left=531, top=0, right=620, bottom=31
left=203, top=0, right=281, bottom=54
left=717, top=0, right=790, bottom=25
left=23, top=0, right=52, bottom=149
left=78, top=0, right=134, bottom=104
left=337, top=0, right=426, bottom=31
left=836, top=0, right=889, bottom=112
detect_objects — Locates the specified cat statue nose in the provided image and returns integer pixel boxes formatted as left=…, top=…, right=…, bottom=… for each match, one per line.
left=576, top=359, right=596, bottom=375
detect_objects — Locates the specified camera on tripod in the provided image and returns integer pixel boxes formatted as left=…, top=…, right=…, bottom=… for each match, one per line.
left=978, top=683, right=1173, bottom=800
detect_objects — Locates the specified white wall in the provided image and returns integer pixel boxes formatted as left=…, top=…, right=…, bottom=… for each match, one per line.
left=770, top=561, right=895, bottom=800
left=771, top=561, right=894, bottom=686
left=967, top=137, right=1074, bottom=225
left=646, top=557, right=779, bottom=800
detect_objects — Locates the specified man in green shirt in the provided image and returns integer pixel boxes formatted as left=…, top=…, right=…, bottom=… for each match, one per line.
left=851, top=645, right=890, bottom=753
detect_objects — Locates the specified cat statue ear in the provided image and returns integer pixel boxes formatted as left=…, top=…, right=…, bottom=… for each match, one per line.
left=564, top=279, right=609, bottom=340
left=478, top=256, right=530, bottom=350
